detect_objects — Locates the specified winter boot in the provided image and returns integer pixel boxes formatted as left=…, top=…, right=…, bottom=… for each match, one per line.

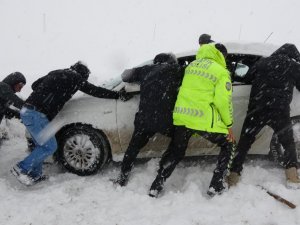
left=226, top=172, right=240, bottom=187
left=207, top=173, right=228, bottom=197
left=149, top=177, right=165, bottom=198
left=285, top=167, right=300, bottom=189
left=111, top=172, right=129, bottom=187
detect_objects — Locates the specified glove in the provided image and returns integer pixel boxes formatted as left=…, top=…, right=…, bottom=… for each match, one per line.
left=119, top=89, right=133, bottom=102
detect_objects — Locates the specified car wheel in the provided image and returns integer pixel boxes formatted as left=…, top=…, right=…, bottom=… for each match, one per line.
left=57, top=124, right=110, bottom=176
left=269, top=116, right=300, bottom=167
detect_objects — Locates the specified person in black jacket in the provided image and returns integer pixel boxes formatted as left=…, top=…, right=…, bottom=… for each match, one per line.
left=112, top=53, right=184, bottom=186
left=227, top=44, right=300, bottom=189
left=0, top=72, right=26, bottom=141
left=0, top=72, right=26, bottom=123
left=11, top=61, right=128, bottom=186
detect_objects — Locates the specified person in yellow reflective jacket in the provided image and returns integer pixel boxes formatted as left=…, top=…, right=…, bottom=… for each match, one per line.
left=149, top=43, right=236, bottom=198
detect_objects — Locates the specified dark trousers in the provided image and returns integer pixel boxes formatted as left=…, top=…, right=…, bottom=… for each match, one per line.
left=231, top=109, right=297, bottom=173
left=153, top=126, right=235, bottom=189
left=120, top=128, right=156, bottom=175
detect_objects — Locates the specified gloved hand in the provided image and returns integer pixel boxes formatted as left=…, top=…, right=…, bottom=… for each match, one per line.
left=119, top=89, right=133, bottom=102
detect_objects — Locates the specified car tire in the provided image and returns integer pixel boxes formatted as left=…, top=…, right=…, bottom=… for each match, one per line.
left=269, top=116, right=300, bottom=167
left=57, top=124, right=110, bottom=176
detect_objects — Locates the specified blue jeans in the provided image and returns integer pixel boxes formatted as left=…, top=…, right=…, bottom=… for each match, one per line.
left=18, top=107, right=57, bottom=178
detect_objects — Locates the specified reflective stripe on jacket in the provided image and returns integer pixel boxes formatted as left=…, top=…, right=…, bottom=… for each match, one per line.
left=173, top=44, right=233, bottom=134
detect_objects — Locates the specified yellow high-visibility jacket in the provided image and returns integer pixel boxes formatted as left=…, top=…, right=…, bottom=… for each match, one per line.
left=173, top=44, right=233, bottom=134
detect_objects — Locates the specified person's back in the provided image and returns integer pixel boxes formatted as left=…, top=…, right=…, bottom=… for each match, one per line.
left=228, top=44, right=300, bottom=189
left=249, top=43, right=300, bottom=111
left=136, top=63, right=183, bottom=134
left=174, top=43, right=232, bottom=133
left=0, top=72, right=26, bottom=122
left=26, top=68, right=86, bottom=120
left=122, top=53, right=184, bottom=135
left=26, top=61, right=121, bottom=120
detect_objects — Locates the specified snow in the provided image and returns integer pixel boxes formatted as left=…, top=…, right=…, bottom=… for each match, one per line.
left=1, top=0, right=300, bottom=224
left=1, top=120, right=300, bottom=225
left=2, top=0, right=300, bottom=98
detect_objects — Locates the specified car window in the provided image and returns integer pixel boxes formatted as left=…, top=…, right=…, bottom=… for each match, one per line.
left=177, top=54, right=260, bottom=85
left=235, top=63, right=249, bottom=78
left=227, top=54, right=262, bottom=84
left=177, top=55, right=196, bottom=67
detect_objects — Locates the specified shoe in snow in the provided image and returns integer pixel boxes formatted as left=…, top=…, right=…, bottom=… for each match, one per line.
left=226, top=172, right=240, bottom=187
left=149, top=189, right=160, bottom=198
left=11, top=165, right=48, bottom=186
left=207, top=177, right=228, bottom=197
left=111, top=172, right=129, bottom=187
left=286, top=167, right=300, bottom=189
left=149, top=177, right=164, bottom=198
left=11, top=165, right=34, bottom=186
left=207, top=185, right=228, bottom=197
left=32, top=174, right=49, bottom=184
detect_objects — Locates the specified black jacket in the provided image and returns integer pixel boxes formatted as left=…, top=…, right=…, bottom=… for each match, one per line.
left=247, top=43, right=300, bottom=111
left=26, top=69, right=120, bottom=120
left=0, top=73, right=26, bottom=122
left=122, top=63, right=184, bottom=135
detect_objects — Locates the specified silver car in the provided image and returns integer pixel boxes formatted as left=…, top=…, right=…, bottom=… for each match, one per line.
left=28, top=42, right=300, bottom=175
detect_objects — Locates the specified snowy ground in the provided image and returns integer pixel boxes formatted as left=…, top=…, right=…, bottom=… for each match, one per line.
left=1, top=120, right=300, bottom=225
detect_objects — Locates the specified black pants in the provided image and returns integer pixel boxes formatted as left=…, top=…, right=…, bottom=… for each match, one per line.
left=230, top=109, right=297, bottom=173
left=120, top=127, right=156, bottom=175
left=153, top=126, right=235, bottom=189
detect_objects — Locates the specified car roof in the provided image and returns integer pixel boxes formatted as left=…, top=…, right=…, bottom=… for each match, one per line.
left=176, top=42, right=280, bottom=58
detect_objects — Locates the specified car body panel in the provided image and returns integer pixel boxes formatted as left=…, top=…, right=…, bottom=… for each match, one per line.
left=42, top=96, right=121, bottom=153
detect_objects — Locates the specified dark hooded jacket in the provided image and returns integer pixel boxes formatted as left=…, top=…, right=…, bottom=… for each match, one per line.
left=122, top=61, right=184, bottom=135
left=246, top=43, right=300, bottom=111
left=26, top=68, right=120, bottom=120
left=0, top=72, right=26, bottom=122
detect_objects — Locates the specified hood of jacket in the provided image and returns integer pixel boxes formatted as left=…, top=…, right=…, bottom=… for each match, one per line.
left=196, top=43, right=227, bottom=68
left=271, top=43, right=300, bottom=62
left=2, top=72, right=26, bottom=87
